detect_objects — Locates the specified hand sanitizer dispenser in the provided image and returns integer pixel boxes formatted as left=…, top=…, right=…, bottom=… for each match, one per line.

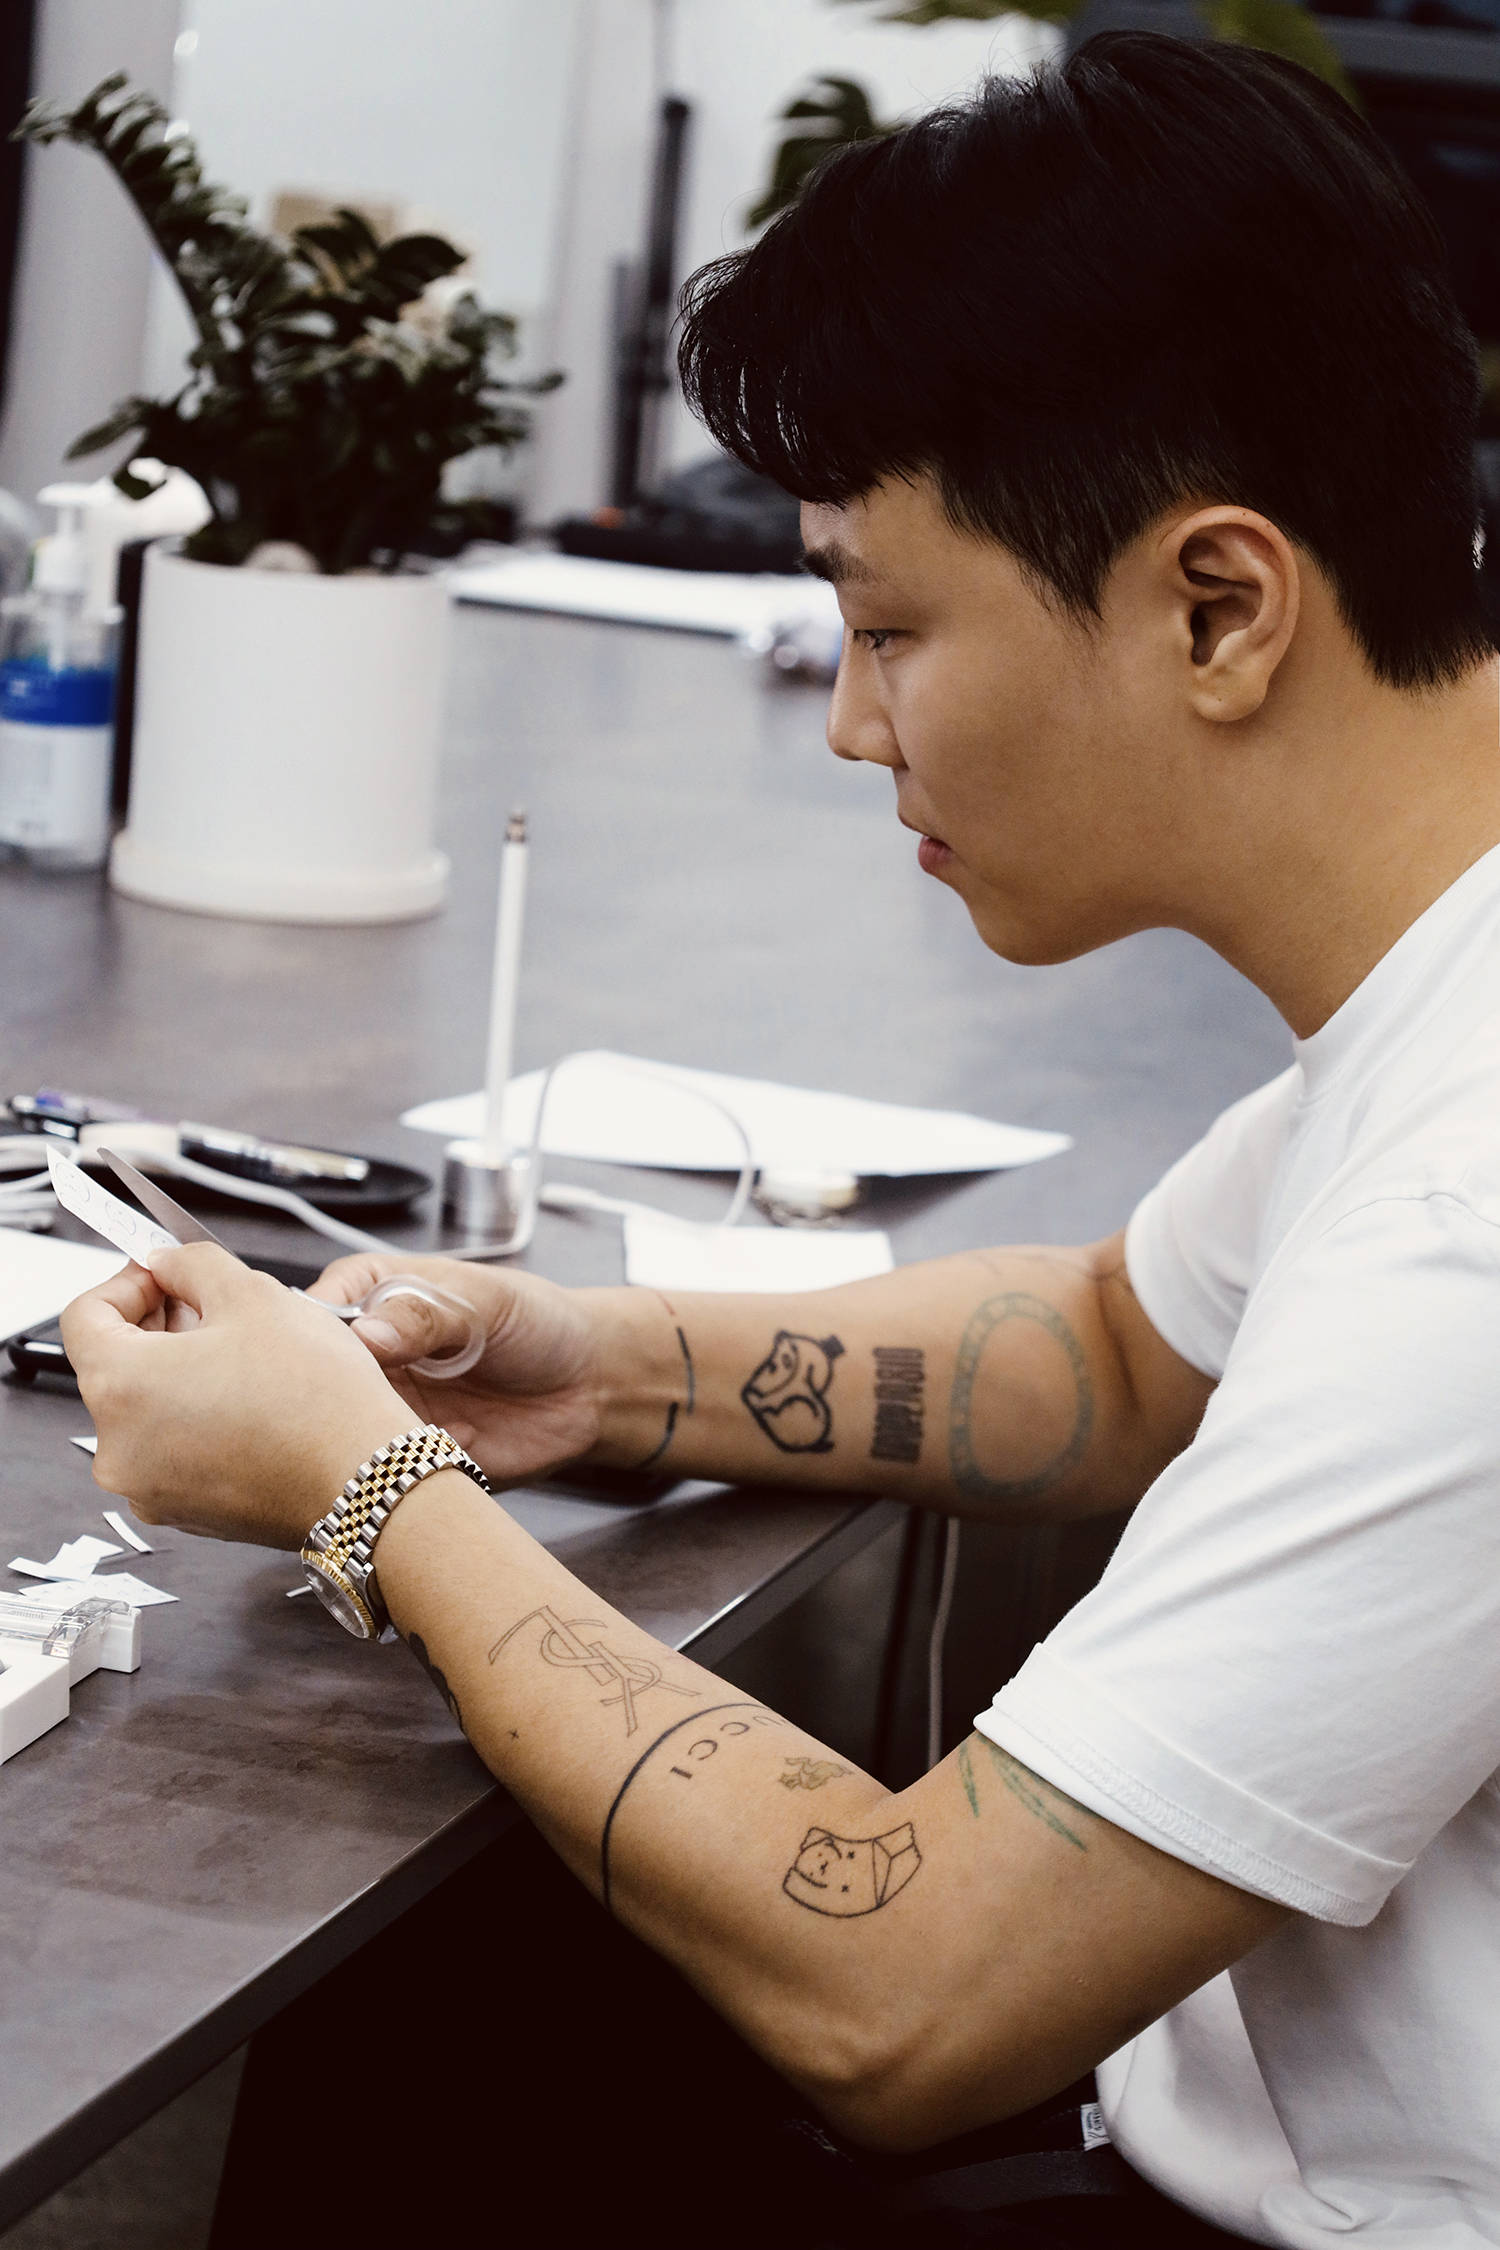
left=0, top=483, right=120, bottom=870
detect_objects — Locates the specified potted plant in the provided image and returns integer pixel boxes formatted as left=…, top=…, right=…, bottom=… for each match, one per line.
left=17, top=74, right=559, bottom=923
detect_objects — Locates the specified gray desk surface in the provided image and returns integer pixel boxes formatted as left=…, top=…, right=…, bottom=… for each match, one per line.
left=0, top=605, right=1291, bottom=2229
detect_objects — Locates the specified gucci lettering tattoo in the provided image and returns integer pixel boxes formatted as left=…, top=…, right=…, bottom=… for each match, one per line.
left=871, top=1345, right=926, bottom=1464
left=741, top=1330, right=845, bottom=1453
left=489, top=1603, right=699, bottom=1737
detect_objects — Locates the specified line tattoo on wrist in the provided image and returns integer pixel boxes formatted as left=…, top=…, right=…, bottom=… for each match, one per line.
left=599, top=1701, right=789, bottom=1907
left=636, top=1289, right=695, bottom=1470
left=489, top=1603, right=698, bottom=1737
left=871, top=1345, right=925, bottom=1464
left=407, top=1630, right=465, bottom=1735
left=784, top=1822, right=922, bottom=1916
left=948, top=1292, right=1093, bottom=1504
left=957, top=1734, right=1093, bottom=1851
left=741, top=1330, right=844, bottom=1453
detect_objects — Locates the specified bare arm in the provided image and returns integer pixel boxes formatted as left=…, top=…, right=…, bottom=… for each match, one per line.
left=62, top=1246, right=1272, bottom=2155
left=323, top=1230, right=1213, bottom=1523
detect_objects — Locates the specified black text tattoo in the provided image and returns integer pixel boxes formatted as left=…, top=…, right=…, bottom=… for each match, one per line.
left=599, top=1702, right=789, bottom=1907
left=948, top=1292, right=1093, bottom=1504
left=784, top=1823, right=922, bottom=1916
left=488, top=1603, right=698, bottom=1737
left=779, top=1755, right=850, bottom=1791
left=870, top=1345, right=926, bottom=1464
left=741, top=1330, right=845, bottom=1453
left=408, top=1631, right=464, bottom=1734
left=637, top=1290, right=695, bottom=1470
left=957, top=1734, right=1092, bottom=1851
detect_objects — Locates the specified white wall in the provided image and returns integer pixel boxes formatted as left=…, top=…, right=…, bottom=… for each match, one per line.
left=528, top=0, right=1061, bottom=524
left=141, top=0, right=586, bottom=404
left=0, top=0, right=184, bottom=508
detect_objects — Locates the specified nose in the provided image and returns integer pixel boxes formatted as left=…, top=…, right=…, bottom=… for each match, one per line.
left=826, top=634, right=902, bottom=770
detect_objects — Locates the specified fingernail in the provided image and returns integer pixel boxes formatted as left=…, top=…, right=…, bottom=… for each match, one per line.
left=353, top=1317, right=401, bottom=1351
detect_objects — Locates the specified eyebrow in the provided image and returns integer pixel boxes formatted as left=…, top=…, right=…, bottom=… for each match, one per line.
left=800, top=540, right=877, bottom=587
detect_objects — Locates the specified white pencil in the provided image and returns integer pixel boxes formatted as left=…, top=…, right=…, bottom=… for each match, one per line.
left=482, top=810, right=529, bottom=1162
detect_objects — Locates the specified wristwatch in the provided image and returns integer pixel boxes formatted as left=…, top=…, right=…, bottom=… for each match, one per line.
left=300, top=1424, right=490, bottom=1642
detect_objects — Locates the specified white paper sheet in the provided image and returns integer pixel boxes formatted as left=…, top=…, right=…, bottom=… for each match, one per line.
left=623, top=1212, right=893, bottom=1294
left=402, top=1053, right=1070, bottom=1180
left=0, top=1228, right=125, bottom=1345
left=18, top=1572, right=176, bottom=1608
left=46, top=1145, right=178, bottom=1263
left=70, top=1436, right=98, bottom=1456
left=10, top=1536, right=122, bottom=1581
left=103, top=1509, right=153, bottom=1554
left=448, top=549, right=841, bottom=642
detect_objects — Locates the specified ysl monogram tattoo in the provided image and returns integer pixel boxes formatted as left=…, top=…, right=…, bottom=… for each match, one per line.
left=489, top=1604, right=699, bottom=1737
left=957, top=1734, right=1093, bottom=1851
left=783, top=1823, right=922, bottom=1916
left=948, top=1292, right=1094, bottom=1504
left=741, top=1330, right=845, bottom=1453
left=871, top=1345, right=926, bottom=1464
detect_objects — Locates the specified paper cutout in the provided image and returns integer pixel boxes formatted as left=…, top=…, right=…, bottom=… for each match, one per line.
left=46, top=1145, right=178, bottom=1264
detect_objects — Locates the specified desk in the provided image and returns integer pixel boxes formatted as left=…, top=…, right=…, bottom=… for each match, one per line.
left=0, top=605, right=1291, bottom=2231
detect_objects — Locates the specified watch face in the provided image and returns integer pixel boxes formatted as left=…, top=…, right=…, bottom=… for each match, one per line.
left=302, top=1555, right=376, bottom=1640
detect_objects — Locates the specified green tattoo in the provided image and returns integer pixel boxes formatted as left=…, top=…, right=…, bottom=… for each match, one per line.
left=948, top=1291, right=1094, bottom=1505
left=957, top=1734, right=1092, bottom=1851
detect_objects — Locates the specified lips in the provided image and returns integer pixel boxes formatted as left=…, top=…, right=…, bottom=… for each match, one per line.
left=916, top=833, right=953, bottom=876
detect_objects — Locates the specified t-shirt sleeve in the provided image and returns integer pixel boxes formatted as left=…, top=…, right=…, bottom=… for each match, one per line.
left=978, top=1188, right=1500, bottom=1925
left=1124, top=1070, right=1300, bottom=1380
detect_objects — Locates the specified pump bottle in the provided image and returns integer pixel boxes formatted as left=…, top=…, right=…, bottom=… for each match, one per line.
left=0, top=484, right=120, bottom=871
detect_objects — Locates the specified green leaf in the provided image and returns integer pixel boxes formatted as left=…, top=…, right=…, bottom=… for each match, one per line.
left=748, top=75, right=895, bottom=228
left=1197, top=0, right=1359, bottom=100
left=66, top=398, right=150, bottom=457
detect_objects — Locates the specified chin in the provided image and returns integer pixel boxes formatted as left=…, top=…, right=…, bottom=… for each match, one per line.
left=967, top=899, right=1116, bottom=968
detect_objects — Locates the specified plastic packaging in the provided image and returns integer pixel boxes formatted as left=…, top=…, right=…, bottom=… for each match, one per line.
left=0, top=484, right=120, bottom=870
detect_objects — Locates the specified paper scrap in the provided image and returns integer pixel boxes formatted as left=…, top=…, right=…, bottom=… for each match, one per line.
left=0, top=1228, right=125, bottom=1346
left=10, top=1535, right=123, bottom=1582
left=46, top=1145, right=178, bottom=1264
left=402, top=1053, right=1069, bottom=1181
left=102, top=1509, right=152, bottom=1554
left=623, top=1211, right=893, bottom=1294
left=19, top=1572, right=176, bottom=1608
left=70, top=1436, right=98, bottom=1456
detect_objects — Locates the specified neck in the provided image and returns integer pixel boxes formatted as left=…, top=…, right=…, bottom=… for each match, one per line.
left=1177, top=655, right=1500, bottom=1039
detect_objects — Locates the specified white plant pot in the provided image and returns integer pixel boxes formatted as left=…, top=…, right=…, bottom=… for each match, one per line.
left=110, top=546, right=451, bottom=923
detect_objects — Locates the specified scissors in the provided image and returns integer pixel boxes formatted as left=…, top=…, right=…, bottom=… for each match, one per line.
left=97, top=1148, right=486, bottom=1381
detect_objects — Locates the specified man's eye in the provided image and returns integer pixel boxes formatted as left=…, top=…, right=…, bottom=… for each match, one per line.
left=851, top=628, right=898, bottom=653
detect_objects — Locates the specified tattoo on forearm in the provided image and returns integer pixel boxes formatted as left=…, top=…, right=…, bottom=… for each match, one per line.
left=741, top=1330, right=844, bottom=1453
left=948, top=1292, right=1093, bottom=1503
left=489, top=1603, right=698, bottom=1737
left=784, top=1823, right=922, bottom=1916
left=871, top=1345, right=925, bottom=1464
left=599, top=1701, right=789, bottom=1907
left=957, top=1734, right=1092, bottom=1851
left=408, top=1631, right=465, bottom=1734
left=637, top=1289, right=695, bottom=1470
left=779, top=1755, right=850, bottom=1790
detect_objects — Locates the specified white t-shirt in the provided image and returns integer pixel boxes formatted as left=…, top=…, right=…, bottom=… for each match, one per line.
left=976, top=842, right=1500, bottom=2248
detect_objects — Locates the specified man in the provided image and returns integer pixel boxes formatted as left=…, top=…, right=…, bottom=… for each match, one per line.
left=64, top=31, right=1500, bottom=2248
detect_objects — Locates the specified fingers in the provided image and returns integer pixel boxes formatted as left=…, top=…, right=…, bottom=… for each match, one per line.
left=142, top=1241, right=265, bottom=1316
left=61, top=1261, right=166, bottom=1375
left=306, top=1252, right=402, bottom=1309
left=352, top=1282, right=471, bottom=1370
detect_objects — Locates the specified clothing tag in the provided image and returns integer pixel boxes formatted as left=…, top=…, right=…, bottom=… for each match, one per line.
left=1079, top=2102, right=1111, bottom=2153
left=47, top=1145, right=178, bottom=1264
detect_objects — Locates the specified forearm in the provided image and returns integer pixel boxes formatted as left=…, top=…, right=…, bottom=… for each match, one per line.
left=375, top=1471, right=902, bottom=2115
left=577, top=1240, right=1161, bottom=1520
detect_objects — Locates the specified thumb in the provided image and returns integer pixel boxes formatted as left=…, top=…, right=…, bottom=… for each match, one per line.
left=143, top=1240, right=260, bottom=1315
left=352, top=1280, right=473, bottom=1370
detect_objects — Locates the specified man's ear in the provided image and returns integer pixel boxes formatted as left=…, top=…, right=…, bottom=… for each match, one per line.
left=1164, top=509, right=1300, bottom=723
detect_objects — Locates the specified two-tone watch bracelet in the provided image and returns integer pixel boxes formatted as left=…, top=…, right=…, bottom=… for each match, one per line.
left=300, top=1424, right=491, bottom=1641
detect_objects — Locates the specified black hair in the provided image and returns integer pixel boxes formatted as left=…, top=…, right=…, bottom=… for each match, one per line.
left=679, top=31, right=1492, bottom=690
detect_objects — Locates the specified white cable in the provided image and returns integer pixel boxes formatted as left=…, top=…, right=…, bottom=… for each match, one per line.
left=926, top=1518, right=962, bottom=1771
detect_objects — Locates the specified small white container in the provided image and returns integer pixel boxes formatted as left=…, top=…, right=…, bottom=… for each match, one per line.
left=110, top=546, right=451, bottom=924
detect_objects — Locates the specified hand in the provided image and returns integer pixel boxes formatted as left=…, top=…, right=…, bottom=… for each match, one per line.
left=62, top=1245, right=417, bottom=1548
left=308, top=1254, right=603, bottom=1483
